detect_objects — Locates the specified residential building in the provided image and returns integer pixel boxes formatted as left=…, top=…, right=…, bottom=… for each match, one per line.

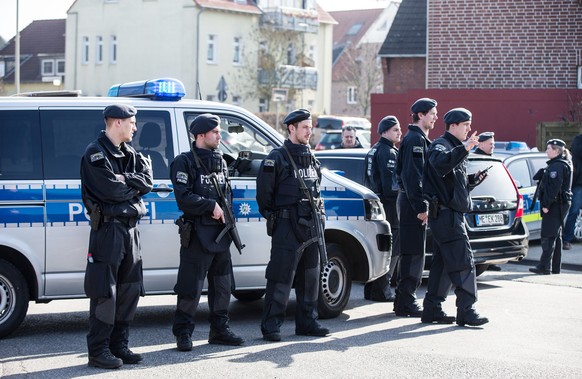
left=0, top=19, right=66, bottom=95
left=65, top=0, right=335, bottom=114
left=372, top=0, right=582, bottom=147
left=329, top=2, right=399, bottom=117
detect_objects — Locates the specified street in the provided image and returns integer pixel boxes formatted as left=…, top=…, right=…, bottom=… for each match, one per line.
left=1, top=256, right=581, bottom=378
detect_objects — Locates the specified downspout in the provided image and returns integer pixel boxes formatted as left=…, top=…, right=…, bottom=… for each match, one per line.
left=425, top=0, right=429, bottom=89
left=196, top=6, right=204, bottom=98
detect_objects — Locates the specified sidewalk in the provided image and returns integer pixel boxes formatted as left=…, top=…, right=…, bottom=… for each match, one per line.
left=518, top=239, right=582, bottom=271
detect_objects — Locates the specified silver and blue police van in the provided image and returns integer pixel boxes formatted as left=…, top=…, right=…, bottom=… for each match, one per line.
left=0, top=78, right=391, bottom=338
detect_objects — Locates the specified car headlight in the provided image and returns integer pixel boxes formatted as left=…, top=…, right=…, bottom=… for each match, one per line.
left=364, top=199, right=385, bottom=221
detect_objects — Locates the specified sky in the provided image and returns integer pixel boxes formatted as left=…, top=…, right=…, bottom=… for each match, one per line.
left=0, top=0, right=393, bottom=42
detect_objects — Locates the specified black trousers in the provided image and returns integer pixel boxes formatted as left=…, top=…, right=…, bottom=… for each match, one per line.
left=423, top=209, right=477, bottom=316
left=172, top=233, right=233, bottom=337
left=261, top=217, right=320, bottom=335
left=85, top=221, right=143, bottom=356
left=538, top=202, right=570, bottom=272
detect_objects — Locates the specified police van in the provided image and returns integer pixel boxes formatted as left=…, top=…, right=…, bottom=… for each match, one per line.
left=0, top=78, right=391, bottom=338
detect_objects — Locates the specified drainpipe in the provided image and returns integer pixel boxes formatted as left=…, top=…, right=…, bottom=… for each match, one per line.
left=15, top=0, right=20, bottom=93
left=196, top=6, right=204, bottom=99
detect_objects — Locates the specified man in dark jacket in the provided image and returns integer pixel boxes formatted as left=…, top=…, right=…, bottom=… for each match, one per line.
left=339, top=125, right=364, bottom=149
left=171, top=114, right=244, bottom=352
left=393, top=98, right=438, bottom=317
left=81, top=104, right=153, bottom=369
left=363, top=116, right=402, bottom=302
left=563, top=133, right=582, bottom=249
left=421, top=107, right=489, bottom=327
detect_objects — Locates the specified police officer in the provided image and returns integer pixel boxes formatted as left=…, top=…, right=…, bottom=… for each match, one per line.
left=529, top=139, right=572, bottom=275
left=339, top=125, right=364, bottom=149
left=473, top=132, right=502, bottom=271
left=421, top=107, right=489, bottom=327
left=393, top=98, right=438, bottom=317
left=363, top=116, right=402, bottom=302
left=81, top=104, right=153, bottom=369
left=171, top=114, right=244, bottom=351
left=257, top=108, right=330, bottom=342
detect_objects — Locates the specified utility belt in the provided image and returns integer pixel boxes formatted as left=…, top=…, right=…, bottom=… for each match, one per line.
left=103, top=215, right=138, bottom=227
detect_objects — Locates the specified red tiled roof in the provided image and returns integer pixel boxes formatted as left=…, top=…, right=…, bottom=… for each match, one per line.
left=329, top=8, right=384, bottom=46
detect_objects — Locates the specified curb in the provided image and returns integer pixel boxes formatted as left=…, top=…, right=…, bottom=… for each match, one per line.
left=511, top=259, right=582, bottom=272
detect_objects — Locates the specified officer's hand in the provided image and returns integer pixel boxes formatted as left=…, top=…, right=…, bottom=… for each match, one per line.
left=542, top=207, right=549, bottom=214
left=464, top=131, right=479, bottom=151
left=212, top=203, right=225, bottom=223
left=115, top=174, right=126, bottom=183
left=475, top=170, right=488, bottom=184
left=138, top=152, right=152, bottom=173
left=417, top=212, right=428, bottom=225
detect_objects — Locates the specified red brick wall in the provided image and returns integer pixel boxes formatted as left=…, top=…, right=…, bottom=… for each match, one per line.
left=427, top=0, right=582, bottom=89
left=382, top=57, right=426, bottom=93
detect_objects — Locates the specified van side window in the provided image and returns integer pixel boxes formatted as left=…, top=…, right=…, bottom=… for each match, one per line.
left=39, top=109, right=173, bottom=180
left=0, top=111, right=43, bottom=180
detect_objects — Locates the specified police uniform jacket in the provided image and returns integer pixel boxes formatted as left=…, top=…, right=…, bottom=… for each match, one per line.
left=256, top=139, right=322, bottom=219
left=396, top=124, right=431, bottom=214
left=538, top=156, right=572, bottom=209
left=170, top=147, right=229, bottom=220
left=365, top=138, right=398, bottom=203
left=424, top=132, right=481, bottom=213
left=81, top=131, right=152, bottom=218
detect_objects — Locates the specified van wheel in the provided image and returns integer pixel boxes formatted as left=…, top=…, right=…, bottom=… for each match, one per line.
left=0, top=259, right=29, bottom=339
left=232, top=290, right=265, bottom=302
left=475, top=264, right=488, bottom=277
left=318, top=243, right=352, bottom=319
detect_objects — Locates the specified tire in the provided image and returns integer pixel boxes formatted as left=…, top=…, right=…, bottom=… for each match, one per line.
left=232, top=289, right=265, bottom=302
left=0, top=259, right=30, bottom=339
left=318, top=243, right=352, bottom=319
left=475, top=264, right=488, bottom=277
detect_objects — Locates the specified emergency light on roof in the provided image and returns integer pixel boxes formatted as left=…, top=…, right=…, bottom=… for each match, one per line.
left=107, top=78, right=186, bottom=101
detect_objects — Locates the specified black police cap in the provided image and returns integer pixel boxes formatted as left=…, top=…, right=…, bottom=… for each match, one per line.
left=190, top=113, right=220, bottom=135
left=378, top=115, right=399, bottom=134
left=478, top=132, right=494, bottom=142
left=284, top=108, right=311, bottom=126
left=410, top=98, right=437, bottom=114
left=103, top=104, right=137, bottom=119
left=443, top=108, right=472, bottom=125
left=547, top=139, right=566, bottom=148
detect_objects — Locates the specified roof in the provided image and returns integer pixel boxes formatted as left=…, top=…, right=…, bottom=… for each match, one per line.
left=0, top=19, right=66, bottom=83
left=194, top=0, right=262, bottom=14
left=378, top=0, right=426, bottom=57
left=329, top=8, right=384, bottom=64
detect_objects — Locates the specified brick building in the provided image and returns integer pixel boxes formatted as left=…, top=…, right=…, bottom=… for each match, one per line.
left=373, top=0, right=582, bottom=147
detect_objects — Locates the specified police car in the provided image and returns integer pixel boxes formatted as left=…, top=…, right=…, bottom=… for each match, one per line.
left=0, top=78, right=391, bottom=338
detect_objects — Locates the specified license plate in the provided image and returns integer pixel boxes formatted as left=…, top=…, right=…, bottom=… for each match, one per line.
left=475, top=213, right=504, bottom=226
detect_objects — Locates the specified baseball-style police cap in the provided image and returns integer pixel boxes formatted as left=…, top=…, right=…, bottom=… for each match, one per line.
left=103, top=104, right=137, bottom=119
left=443, top=107, right=472, bottom=125
left=411, top=98, right=437, bottom=114
left=478, top=132, right=494, bottom=142
left=284, top=108, right=311, bottom=126
left=378, top=115, right=399, bottom=134
left=189, top=113, right=220, bottom=135
left=547, top=138, right=566, bottom=148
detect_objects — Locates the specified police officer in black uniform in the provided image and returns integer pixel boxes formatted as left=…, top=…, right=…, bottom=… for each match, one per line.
left=421, top=107, right=489, bottom=327
left=393, top=98, right=438, bottom=317
left=363, top=116, right=402, bottom=302
left=529, top=139, right=572, bottom=275
left=81, top=104, right=153, bottom=369
left=257, top=108, right=330, bottom=342
left=171, top=114, right=244, bottom=351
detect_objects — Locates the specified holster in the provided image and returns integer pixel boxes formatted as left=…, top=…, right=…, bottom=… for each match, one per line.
left=175, top=216, right=193, bottom=248
left=428, top=196, right=439, bottom=219
left=266, top=212, right=276, bottom=237
left=90, top=206, right=102, bottom=231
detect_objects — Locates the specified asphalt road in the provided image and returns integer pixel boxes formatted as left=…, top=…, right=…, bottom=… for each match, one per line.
left=1, top=260, right=581, bottom=378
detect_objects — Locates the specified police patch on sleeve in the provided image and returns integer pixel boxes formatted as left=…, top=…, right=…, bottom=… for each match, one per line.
left=550, top=171, right=557, bottom=179
left=413, top=146, right=424, bottom=153
left=263, top=159, right=275, bottom=173
left=434, top=144, right=446, bottom=152
left=90, top=152, right=104, bottom=162
left=176, top=171, right=188, bottom=184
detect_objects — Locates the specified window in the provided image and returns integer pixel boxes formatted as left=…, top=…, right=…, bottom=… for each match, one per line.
left=96, top=36, right=103, bottom=64
left=259, top=98, right=267, bottom=112
left=0, top=111, right=43, bottom=180
left=207, top=35, right=216, bottom=63
left=42, top=60, right=55, bottom=76
left=286, top=43, right=295, bottom=65
left=82, top=36, right=90, bottom=64
left=347, top=87, right=357, bottom=104
left=346, top=23, right=363, bottom=36
left=233, top=37, right=242, bottom=65
left=232, top=96, right=241, bottom=106
left=0, top=61, right=5, bottom=77
left=56, top=60, right=65, bottom=75
left=578, top=66, right=582, bottom=89
left=110, top=35, right=117, bottom=63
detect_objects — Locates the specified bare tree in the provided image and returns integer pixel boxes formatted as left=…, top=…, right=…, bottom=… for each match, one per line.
left=337, top=42, right=383, bottom=116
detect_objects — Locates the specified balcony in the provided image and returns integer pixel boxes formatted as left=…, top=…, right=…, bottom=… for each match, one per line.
left=258, top=65, right=318, bottom=90
left=260, top=7, right=319, bottom=33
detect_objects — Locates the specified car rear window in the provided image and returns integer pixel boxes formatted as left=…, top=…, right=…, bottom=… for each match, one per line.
left=468, top=160, right=517, bottom=200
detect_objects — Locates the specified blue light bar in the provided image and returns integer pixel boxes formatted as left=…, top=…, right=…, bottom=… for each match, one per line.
left=107, top=78, right=186, bottom=101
